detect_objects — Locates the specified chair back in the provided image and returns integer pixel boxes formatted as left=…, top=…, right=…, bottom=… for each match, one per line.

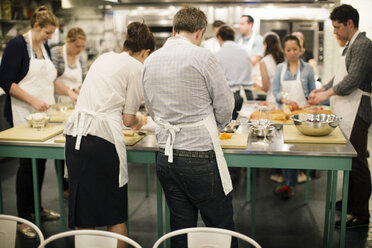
left=0, top=214, right=44, bottom=247
left=153, top=227, right=261, bottom=248
left=38, top=229, right=142, bottom=248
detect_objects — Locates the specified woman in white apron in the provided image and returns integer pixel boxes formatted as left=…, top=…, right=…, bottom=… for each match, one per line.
left=260, top=32, right=284, bottom=103
left=52, top=27, right=87, bottom=104
left=272, top=35, right=316, bottom=198
left=51, top=28, right=86, bottom=199
left=0, top=6, right=60, bottom=238
left=63, top=22, right=155, bottom=245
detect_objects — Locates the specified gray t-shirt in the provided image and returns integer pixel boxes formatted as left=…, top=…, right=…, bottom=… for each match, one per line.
left=51, top=46, right=87, bottom=79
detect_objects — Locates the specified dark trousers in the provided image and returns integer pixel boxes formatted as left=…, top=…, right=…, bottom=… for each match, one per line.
left=282, top=169, right=298, bottom=187
left=16, top=158, right=46, bottom=220
left=348, top=115, right=371, bottom=220
left=156, top=152, right=237, bottom=248
left=232, top=90, right=253, bottom=120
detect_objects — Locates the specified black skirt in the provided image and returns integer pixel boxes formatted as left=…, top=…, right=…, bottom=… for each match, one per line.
left=65, top=134, right=128, bottom=229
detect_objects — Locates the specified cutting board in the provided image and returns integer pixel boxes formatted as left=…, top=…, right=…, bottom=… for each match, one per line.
left=54, top=132, right=145, bottom=146
left=220, top=133, right=249, bottom=149
left=49, top=109, right=74, bottom=123
left=124, top=132, right=145, bottom=146
left=0, top=124, right=64, bottom=142
left=283, top=125, right=346, bottom=144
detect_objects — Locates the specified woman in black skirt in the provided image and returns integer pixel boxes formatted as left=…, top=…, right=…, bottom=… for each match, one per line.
left=63, top=22, right=155, bottom=245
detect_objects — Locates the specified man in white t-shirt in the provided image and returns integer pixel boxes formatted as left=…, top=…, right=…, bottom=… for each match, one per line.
left=203, top=20, right=225, bottom=54
left=236, top=15, right=264, bottom=68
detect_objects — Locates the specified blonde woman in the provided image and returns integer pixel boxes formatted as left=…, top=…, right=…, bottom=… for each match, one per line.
left=0, top=5, right=60, bottom=238
left=52, top=27, right=87, bottom=103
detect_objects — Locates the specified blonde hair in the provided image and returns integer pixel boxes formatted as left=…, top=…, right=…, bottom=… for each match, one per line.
left=67, top=27, right=87, bottom=42
left=30, top=5, right=59, bottom=28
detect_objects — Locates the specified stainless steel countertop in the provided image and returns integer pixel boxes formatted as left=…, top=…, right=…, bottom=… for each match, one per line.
left=0, top=101, right=356, bottom=157
left=0, top=129, right=356, bottom=158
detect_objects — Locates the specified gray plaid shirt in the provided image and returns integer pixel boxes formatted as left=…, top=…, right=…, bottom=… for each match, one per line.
left=142, top=36, right=234, bottom=151
left=324, top=32, right=372, bottom=124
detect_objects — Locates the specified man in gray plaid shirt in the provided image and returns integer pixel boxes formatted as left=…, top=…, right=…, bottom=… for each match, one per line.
left=143, top=6, right=238, bottom=247
left=309, top=4, right=372, bottom=229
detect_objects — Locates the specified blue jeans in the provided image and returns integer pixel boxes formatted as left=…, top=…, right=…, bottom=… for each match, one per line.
left=282, top=169, right=298, bottom=187
left=156, top=152, right=238, bottom=248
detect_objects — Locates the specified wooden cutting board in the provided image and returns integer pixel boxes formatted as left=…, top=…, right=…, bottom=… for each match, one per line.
left=283, top=125, right=346, bottom=144
left=0, top=124, right=64, bottom=142
left=220, top=133, right=249, bottom=149
left=49, top=109, right=74, bottom=123
left=54, top=132, right=145, bottom=146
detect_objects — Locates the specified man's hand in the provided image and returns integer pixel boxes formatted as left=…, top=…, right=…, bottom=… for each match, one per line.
left=308, top=88, right=335, bottom=105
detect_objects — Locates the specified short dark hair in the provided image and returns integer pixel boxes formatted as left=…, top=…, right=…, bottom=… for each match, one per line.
left=173, top=6, right=207, bottom=33
left=283, top=35, right=301, bottom=49
left=330, top=4, right=359, bottom=28
left=212, top=20, right=225, bottom=28
left=216, top=25, right=235, bottom=41
left=242, top=15, right=254, bottom=24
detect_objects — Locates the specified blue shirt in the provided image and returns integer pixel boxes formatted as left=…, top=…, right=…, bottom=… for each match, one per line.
left=272, top=59, right=316, bottom=104
left=216, top=41, right=253, bottom=88
left=235, top=33, right=264, bottom=57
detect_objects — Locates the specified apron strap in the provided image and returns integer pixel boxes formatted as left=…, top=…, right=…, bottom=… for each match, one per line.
left=155, top=117, right=205, bottom=163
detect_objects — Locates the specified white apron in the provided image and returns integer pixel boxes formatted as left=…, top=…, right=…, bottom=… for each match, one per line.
left=69, top=106, right=128, bottom=187
left=55, top=45, right=82, bottom=104
left=239, top=33, right=260, bottom=77
left=280, top=61, right=308, bottom=107
left=155, top=112, right=233, bottom=195
left=330, top=32, right=370, bottom=139
left=11, top=31, right=57, bottom=126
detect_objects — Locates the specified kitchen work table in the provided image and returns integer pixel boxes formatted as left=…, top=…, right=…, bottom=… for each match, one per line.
left=0, top=124, right=355, bottom=248
left=0, top=133, right=159, bottom=234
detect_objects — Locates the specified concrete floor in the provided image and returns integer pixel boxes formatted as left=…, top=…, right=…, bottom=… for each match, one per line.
left=1, top=126, right=372, bottom=248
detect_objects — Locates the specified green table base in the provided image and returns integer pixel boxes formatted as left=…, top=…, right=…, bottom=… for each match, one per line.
left=0, top=143, right=352, bottom=248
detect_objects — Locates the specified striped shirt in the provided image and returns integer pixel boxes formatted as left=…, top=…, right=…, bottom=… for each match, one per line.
left=50, top=46, right=87, bottom=78
left=142, top=36, right=234, bottom=151
left=323, top=32, right=372, bottom=124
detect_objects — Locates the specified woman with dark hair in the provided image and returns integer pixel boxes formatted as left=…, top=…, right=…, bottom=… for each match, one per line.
left=272, top=35, right=316, bottom=109
left=0, top=5, right=60, bottom=238
left=259, top=32, right=284, bottom=103
left=63, top=22, right=155, bottom=244
left=272, top=35, right=316, bottom=198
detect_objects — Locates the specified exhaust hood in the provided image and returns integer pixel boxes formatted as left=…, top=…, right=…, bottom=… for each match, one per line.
left=118, top=0, right=334, bottom=4
left=62, top=0, right=334, bottom=7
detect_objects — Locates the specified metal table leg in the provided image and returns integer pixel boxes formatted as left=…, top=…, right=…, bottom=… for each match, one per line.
left=251, top=168, right=256, bottom=238
left=246, top=168, right=251, bottom=203
left=323, top=171, right=332, bottom=248
left=304, top=169, right=310, bottom=204
left=32, top=158, right=41, bottom=227
left=328, top=171, right=338, bottom=247
left=340, top=171, right=350, bottom=248
left=146, top=164, right=150, bottom=197
left=54, top=160, right=66, bottom=231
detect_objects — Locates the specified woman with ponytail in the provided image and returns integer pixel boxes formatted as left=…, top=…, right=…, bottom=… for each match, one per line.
left=63, top=22, right=155, bottom=245
left=0, top=5, right=60, bottom=238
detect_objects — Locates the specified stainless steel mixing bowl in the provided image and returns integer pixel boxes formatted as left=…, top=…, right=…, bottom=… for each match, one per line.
left=290, top=113, right=342, bottom=136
